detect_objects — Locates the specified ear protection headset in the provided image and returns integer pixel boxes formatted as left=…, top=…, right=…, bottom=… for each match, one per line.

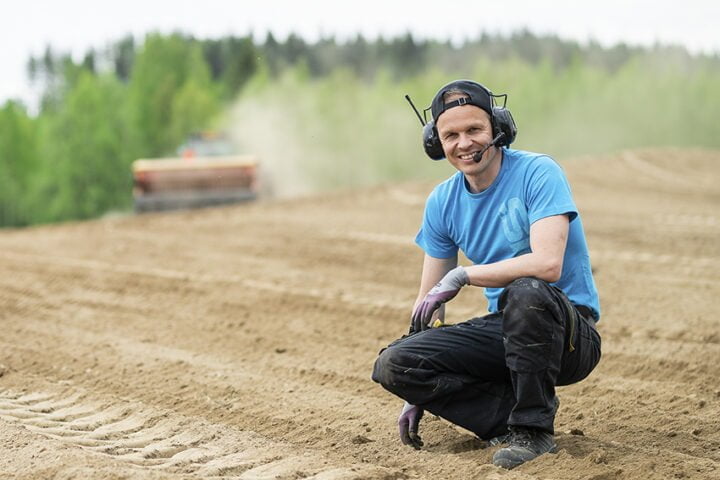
left=407, top=80, right=517, bottom=161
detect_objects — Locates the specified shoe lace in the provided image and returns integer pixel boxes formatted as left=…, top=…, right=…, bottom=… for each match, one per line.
left=509, top=427, right=535, bottom=448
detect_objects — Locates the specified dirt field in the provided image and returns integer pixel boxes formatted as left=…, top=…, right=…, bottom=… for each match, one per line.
left=1, top=148, right=719, bottom=479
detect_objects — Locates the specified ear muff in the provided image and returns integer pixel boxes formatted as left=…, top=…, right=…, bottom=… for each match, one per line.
left=491, top=106, right=517, bottom=147
left=422, top=120, right=445, bottom=160
left=422, top=81, right=517, bottom=160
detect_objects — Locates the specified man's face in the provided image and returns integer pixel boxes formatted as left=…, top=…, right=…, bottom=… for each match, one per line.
left=435, top=98, right=496, bottom=178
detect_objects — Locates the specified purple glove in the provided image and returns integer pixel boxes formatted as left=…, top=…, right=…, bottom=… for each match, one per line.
left=398, top=402, right=424, bottom=449
left=411, top=266, right=469, bottom=333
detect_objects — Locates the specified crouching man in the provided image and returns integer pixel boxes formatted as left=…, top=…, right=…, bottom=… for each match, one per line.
left=372, top=80, right=601, bottom=470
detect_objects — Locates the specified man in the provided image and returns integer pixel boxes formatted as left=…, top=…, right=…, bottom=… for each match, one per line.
left=371, top=80, right=601, bottom=470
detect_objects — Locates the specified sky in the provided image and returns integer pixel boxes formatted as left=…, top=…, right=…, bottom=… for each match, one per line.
left=2, top=0, right=718, bottom=104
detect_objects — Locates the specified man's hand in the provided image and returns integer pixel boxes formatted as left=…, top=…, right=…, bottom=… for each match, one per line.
left=398, top=402, right=424, bottom=449
left=411, top=266, right=469, bottom=332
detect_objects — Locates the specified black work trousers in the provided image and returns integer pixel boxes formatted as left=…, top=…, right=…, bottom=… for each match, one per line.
left=371, top=277, right=601, bottom=439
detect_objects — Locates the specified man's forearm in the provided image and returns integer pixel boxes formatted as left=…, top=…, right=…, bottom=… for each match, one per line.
left=465, top=214, right=568, bottom=287
left=415, top=255, right=458, bottom=306
left=465, top=251, right=562, bottom=288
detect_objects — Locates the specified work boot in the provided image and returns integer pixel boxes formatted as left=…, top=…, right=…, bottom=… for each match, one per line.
left=486, top=432, right=510, bottom=447
left=492, top=426, right=557, bottom=469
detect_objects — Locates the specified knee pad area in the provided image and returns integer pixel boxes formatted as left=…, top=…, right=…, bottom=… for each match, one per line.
left=501, top=277, right=551, bottom=311
left=371, top=346, right=420, bottom=388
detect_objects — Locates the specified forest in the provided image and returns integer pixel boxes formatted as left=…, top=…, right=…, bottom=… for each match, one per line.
left=1, top=31, right=718, bottom=226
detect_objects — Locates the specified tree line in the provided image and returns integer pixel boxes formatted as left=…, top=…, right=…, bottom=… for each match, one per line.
left=1, top=31, right=717, bottom=227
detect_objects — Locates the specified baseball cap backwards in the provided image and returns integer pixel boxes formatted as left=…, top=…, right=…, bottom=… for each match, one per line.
left=430, top=80, right=493, bottom=122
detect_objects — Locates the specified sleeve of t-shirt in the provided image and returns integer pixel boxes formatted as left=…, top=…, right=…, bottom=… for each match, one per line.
left=415, top=188, right=459, bottom=259
left=525, top=156, right=578, bottom=224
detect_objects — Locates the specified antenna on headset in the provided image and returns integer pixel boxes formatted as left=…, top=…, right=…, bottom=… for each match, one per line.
left=405, top=95, right=426, bottom=126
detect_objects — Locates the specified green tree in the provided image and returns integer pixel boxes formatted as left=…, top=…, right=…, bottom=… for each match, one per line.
left=127, top=33, right=219, bottom=158
left=387, top=33, right=427, bottom=77
left=202, top=36, right=257, bottom=99
left=111, top=35, right=136, bottom=82
left=169, top=77, right=219, bottom=144
left=33, top=72, right=131, bottom=222
left=0, top=101, right=38, bottom=226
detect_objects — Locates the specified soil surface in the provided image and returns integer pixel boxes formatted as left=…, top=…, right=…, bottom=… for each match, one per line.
left=1, top=148, right=719, bottom=479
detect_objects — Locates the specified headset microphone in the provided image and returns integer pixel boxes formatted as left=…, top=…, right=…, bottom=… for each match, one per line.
left=473, top=132, right=505, bottom=163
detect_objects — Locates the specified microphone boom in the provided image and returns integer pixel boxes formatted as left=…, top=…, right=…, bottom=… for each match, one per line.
left=473, top=132, right=505, bottom=163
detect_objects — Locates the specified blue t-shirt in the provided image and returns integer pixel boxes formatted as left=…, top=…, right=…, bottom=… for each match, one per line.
left=415, top=148, right=600, bottom=320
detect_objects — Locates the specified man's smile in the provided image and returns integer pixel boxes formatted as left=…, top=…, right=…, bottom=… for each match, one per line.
left=458, top=151, right=480, bottom=161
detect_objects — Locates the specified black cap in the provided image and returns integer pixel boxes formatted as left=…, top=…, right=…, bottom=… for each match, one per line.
left=430, top=80, right=493, bottom=122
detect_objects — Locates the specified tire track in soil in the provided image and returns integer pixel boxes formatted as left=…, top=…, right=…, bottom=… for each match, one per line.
left=0, top=316, right=515, bottom=479
left=0, top=389, right=403, bottom=480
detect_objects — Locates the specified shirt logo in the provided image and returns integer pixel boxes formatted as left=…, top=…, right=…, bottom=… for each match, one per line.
left=499, top=197, right=530, bottom=255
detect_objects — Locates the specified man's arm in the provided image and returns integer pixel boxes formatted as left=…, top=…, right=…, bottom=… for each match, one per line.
left=412, top=253, right=458, bottom=321
left=410, top=215, right=569, bottom=331
left=465, top=214, right=570, bottom=288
